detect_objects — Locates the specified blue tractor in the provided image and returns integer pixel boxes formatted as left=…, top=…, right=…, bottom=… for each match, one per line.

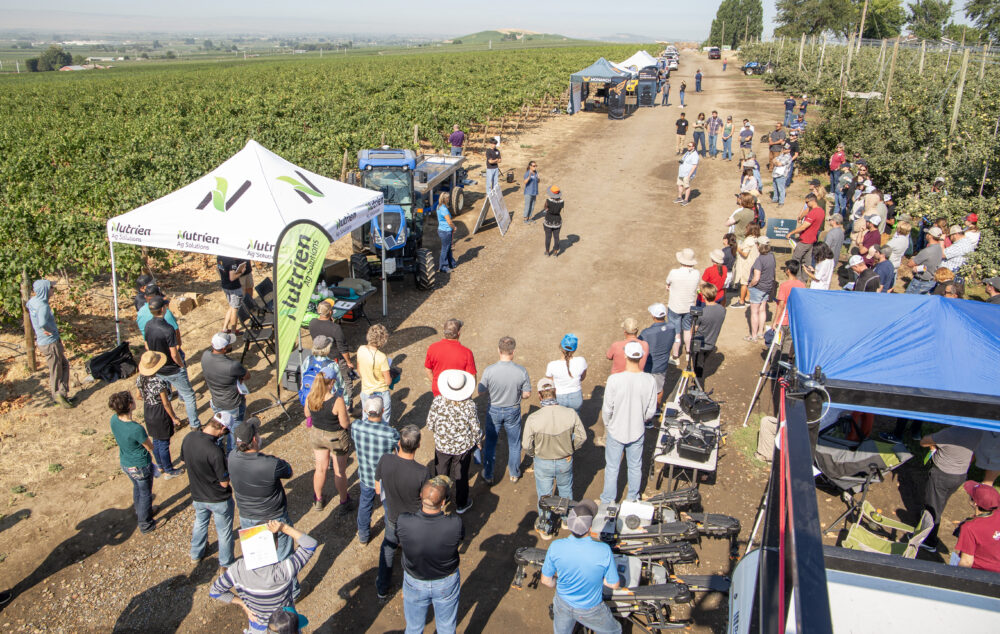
left=351, top=148, right=468, bottom=290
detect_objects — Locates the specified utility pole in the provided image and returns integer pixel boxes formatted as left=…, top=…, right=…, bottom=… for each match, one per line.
left=918, top=40, right=925, bottom=74
left=884, top=37, right=900, bottom=107
left=857, top=0, right=869, bottom=51
left=948, top=49, right=971, bottom=155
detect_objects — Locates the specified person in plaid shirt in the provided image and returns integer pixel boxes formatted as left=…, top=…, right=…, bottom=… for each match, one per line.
left=350, top=396, right=401, bottom=545
left=706, top=110, right=724, bottom=159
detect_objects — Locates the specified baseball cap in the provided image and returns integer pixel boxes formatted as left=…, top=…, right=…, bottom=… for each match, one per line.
left=866, top=215, right=881, bottom=226
left=144, top=284, right=163, bottom=297
left=926, top=226, right=943, bottom=238
left=879, top=245, right=893, bottom=258
left=624, top=341, right=644, bottom=360
left=566, top=500, right=598, bottom=537
left=135, top=274, right=153, bottom=290
left=537, top=377, right=555, bottom=391
left=622, top=317, right=639, bottom=334
left=648, top=303, right=667, bottom=319
left=364, top=395, right=385, bottom=415
left=808, top=178, right=821, bottom=186
left=212, top=332, right=236, bottom=350
left=848, top=255, right=864, bottom=267
left=966, top=213, right=978, bottom=224
left=884, top=193, right=892, bottom=201
left=311, top=335, right=333, bottom=354
left=963, top=481, right=1000, bottom=511
left=789, top=130, right=799, bottom=136
left=756, top=236, right=770, bottom=246
left=320, top=364, right=339, bottom=380
left=984, top=277, right=1000, bottom=290
left=234, top=418, right=260, bottom=444
left=212, top=410, right=235, bottom=430
left=949, top=225, right=963, bottom=235
left=147, top=296, right=165, bottom=311
left=560, top=334, right=578, bottom=352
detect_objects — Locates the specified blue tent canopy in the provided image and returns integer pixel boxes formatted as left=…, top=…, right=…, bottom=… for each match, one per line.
left=570, top=57, right=632, bottom=84
left=788, top=289, right=1000, bottom=431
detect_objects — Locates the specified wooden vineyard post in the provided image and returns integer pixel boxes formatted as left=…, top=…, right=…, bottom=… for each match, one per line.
left=482, top=118, right=490, bottom=153
left=798, top=33, right=805, bottom=71
left=413, top=124, right=419, bottom=146
left=838, top=57, right=846, bottom=115
left=948, top=49, right=971, bottom=156
left=918, top=40, right=926, bottom=75
left=380, top=132, right=386, bottom=146
left=974, top=41, right=991, bottom=101
left=857, top=0, right=869, bottom=52
left=846, top=33, right=855, bottom=78
left=816, top=36, right=827, bottom=81
left=21, top=269, right=36, bottom=372
left=876, top=39, right=887, bottom=86
left=884, top=38, right=900, bottom=107
left=340, top=149, right=349, bottom=181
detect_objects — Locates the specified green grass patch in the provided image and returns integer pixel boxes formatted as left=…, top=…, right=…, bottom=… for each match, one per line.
left=48, top=463, right=63, bottom=474
left=728, top=413, right=770, bottom=470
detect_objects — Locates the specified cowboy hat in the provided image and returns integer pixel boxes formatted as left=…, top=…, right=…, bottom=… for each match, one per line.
left=139, top=350, right=167, bottom=376
left=709, top=249, right=725, bottom=264
left=438, top=369, right=476, bottom=401
left=676, top=248, right=697, bottom=266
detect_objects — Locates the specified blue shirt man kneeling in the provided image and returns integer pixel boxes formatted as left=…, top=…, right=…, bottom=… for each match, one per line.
left=541, top=500, right=622, bottom=633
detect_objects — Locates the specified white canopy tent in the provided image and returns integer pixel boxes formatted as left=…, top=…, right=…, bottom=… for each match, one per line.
left=618, top=50, right=658, bottom=71
left=106, top=139, right=385, bottom=342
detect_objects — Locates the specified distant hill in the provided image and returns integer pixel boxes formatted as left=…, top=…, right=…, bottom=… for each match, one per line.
left=447, top=30, right=576, bottom=45
left=592, top=33, right=658, bottom=43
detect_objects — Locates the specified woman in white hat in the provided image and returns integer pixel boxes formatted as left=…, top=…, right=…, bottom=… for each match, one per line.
left=135, top=350, right=185, bottom=478
left=665, top=248, right=700, bottom=362
left=427, top=370, right=482, bottom=514
left=700, top=249, right=728, bottom=304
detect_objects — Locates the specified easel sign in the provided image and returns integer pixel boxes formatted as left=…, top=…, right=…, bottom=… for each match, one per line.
left=473, top=183, right=512, bottom=236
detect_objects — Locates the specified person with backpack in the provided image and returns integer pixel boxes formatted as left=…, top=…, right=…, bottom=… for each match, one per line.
left=297, top=336, right=346, bottom=408
left=304, top=365, right=352, bottom=514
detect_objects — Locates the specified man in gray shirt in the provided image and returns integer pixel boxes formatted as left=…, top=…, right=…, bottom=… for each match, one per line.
left=201, top=332, right=249, bottom=451
left=920, top=425, right=983, bottom=551
left=477, top=336, right=531, bottom=484
left=823, top=213, right=845, bottom=265
left=600, top=342, right=657, bottom=504
left=905, top=227, right=944, bottom=295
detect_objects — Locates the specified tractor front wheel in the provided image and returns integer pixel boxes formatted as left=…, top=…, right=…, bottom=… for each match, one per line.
left=415, top=248, right=436, bottom=290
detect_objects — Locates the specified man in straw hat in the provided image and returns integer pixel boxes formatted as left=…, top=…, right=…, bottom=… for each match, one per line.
left=427, top=370, right=482, bottom=515
left=665, top=248, right=700, bottom=364
left=397, top=476, right=465, bottom=634
left=135, top=350, right=185, bottom=478
left=540, top=499, right=621, bottom=633
left=181, top=409, right=235, bottom=568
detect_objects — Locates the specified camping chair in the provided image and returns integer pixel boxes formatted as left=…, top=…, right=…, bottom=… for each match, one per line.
left=240, top=294, right=273, bottom=330
left=255, top=278, right=275, bottom=312
left=842, top=504, right=934, bottom=558
left=813, top=437, right=913, bottom=535
left=237, top=302, right=275, bottom=366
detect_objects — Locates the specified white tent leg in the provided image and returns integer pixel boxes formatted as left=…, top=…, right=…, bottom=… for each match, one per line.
left=109, top=236, right=121, bottom=344
left=381, top=208, right=387, bottom=317
left=742, top=305, right=787, bottom=427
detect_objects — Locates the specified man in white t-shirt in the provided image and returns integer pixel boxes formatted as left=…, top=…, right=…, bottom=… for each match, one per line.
left=665, top=248, right=701, bottom=364
left=674, top=141, right=700, bottom=206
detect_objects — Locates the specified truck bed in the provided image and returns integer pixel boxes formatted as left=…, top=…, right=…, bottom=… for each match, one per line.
left=414, top=154, right=465, bottom=193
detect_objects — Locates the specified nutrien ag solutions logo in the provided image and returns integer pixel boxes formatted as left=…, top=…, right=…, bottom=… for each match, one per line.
left=276, top=171, right=324, bottom=204
left=196, top=177, right=252, bottom=212
left=247, top=239, right=276, bottom=259
left=176, top=230, right=221, bottom=251
left=110, top=222, right=152, bottom=236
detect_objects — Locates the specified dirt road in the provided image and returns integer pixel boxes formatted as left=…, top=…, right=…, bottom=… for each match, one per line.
left=0, top=53, right=940, bottom=633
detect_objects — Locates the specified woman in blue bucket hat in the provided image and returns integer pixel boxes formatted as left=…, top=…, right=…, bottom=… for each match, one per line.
left=544, top=334, right=588, bottom=411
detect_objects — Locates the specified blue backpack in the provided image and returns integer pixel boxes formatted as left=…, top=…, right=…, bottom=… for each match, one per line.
left=298, top=357, right=343, bottom=407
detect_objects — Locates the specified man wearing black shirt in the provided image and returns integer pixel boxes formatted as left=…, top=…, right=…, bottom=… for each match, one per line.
left=849, top=255, right=880, bottom=292
left=229, top=418, right=296, bottom=560
left=485, top=137, right=501, bottom=192
left=217, top=256, right=248, bottom=335
left=134, top=274, right=153, bottom=311
left=786, top=130, right=801, bottom=186
left=145, top=297, right=200, bottom=429
left=767, top=122, right=787, bottom=170
left=181, top=416, right=235, bottom=567
left=375, top=425, right=430, bottom=599
left=397, top=478, right=464, bottom=631
left=675, top=113, right=689, bottom=155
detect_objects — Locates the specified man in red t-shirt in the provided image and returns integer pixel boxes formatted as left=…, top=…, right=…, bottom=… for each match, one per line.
left=828, top=143, right=846, bottom=192
left=773, top=261, right=805, bottom=332
left=788, top=193, right=825, bottom=281
left=606, top=317, right=649, bottom=374
left=955, top=481, right=1000, bottom=573
left=424, top=318, right=477, bottom=396
left=857, top=214, right=882, bottom=267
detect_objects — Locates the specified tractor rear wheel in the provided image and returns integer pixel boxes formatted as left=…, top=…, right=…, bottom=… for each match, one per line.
left=744, top=68, right=754, bottom=76
left=350, top=253, right=371, bottom=280
left=453, top=187, right=465, bottom=213
left=415, top=248, right=436, bottom=290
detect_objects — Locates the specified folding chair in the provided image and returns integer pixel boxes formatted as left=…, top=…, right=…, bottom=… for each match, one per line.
left=237, top=302, right=275, bottom=366
left=255, top=278, right=275, bottom=312
left=842, top=505, right=934, bottom=558
left=240, top=294, right=273, bottom=330
left=813, top=437, right=913, bottom=535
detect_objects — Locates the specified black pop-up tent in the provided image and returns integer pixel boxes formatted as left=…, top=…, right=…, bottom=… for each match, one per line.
left=569, top=57, right=632, bottom=116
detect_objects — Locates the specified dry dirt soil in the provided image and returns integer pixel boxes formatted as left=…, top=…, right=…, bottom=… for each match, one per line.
left=0, top=53, right=964, bottom=633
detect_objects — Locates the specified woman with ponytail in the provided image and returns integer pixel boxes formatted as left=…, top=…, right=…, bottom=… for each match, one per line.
left=544, top=334, right=587, bottom=411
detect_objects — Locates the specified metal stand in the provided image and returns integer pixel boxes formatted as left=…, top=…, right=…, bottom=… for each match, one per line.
left=742, top=305, right=786, bottom=427
left=251, top=386, right=293, bottom=422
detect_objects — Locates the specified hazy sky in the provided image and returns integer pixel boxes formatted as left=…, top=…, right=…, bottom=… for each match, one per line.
left=0, top=1, right=972, bottom=39
left=3, top=0, right=778, bottom=39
